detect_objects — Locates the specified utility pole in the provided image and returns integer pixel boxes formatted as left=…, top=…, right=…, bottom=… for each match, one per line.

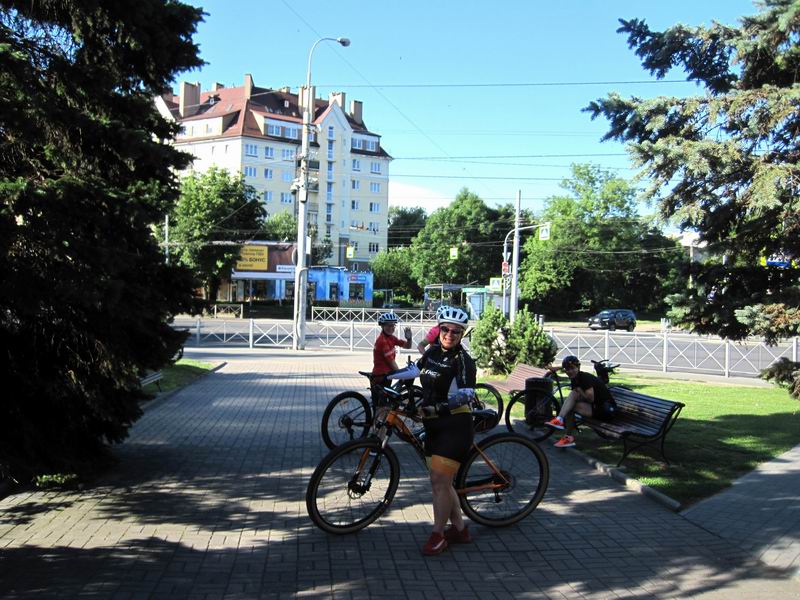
left=510, top=190, right=521, bottom=323
left=164, top=215, right=169, bottom=265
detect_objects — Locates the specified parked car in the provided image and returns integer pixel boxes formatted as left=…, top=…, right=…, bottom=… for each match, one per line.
left=588, top=309, right=636, bottom=331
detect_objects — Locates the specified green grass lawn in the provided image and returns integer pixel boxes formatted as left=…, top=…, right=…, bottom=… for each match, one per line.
left=142, top=358, right=214, bottom=396
left=481, top=373, right=800, bottom=507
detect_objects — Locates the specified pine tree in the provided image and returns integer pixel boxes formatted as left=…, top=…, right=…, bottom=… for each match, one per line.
left=0, top=1, right=203, bottom=478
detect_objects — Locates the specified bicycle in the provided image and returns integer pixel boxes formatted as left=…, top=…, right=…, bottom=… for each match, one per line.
left=306, top=367, right=549, bottom=534
left=320, top=370, right=503, bottom=450
left=503, top=359, right=622, bottom=442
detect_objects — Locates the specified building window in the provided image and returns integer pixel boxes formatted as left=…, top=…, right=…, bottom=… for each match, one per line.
left=351, top=179, right=360, bottom=191
left=243, top=166, right=256, bottom=177
left=285, top=126, right=299, bottom=139
left=327, top=139, right=334, bottom=160
left=369, top=202, right=380, bottom=213
left=263, top=191, right=273, bottom=202
left=351, top=199, right=360, bottom=210
left=264, top=168, right=273, bottom=179
left=326, top=181, right=333, bottom=202
left=351, top=241, right=359, bottom=251
left=244, top=143, right=258, bottom=157
left=326, top=224, right=332, bottom=236
left=267, top=124, right=281, bottom=136
left=351, top=219, right=360, bottom=228
left=326, top=214, right=333, bottom=223
left=282, top=148, right=295, bottom=161
left=326, top=203, right=333, bottom=214
left=370, top=182, right=380, bottom=193
left=265, top=146, right=274, bottom=159
left=370, top=161, right=381, bottom=174
left=352, top=159, right=360, bottom=171
left=282, top=171, right=292, bottom=182
left=327, top=162, right=334, bottom=181
left=369, top=242, right=379, bottom=253
left=280, top=192, right=292, bottom=204
left=352, top=138, right=363, bottom=150
left=366, top=140, right=378, bottom=152
left=368, top=221, right=379, bottom=232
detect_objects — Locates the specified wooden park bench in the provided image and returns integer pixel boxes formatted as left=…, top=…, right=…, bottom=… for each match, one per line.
left=139, top=370, right=163, bottom=392
left=491, top=363, right=551, bottom=395
left=576, top=386, right=685, bottom=467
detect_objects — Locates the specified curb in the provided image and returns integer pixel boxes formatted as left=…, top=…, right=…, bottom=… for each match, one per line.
left=141, top=361, right=227, bottom=413
left=565, top=446, right=682, bottom=512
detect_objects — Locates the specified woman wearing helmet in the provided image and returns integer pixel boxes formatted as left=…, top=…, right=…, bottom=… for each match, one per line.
left=416, top=305, right=450, bottom=354
left=545, top=355, right=617, bottom=448
left=372, top=312, right=413, bottom=385
left=417, top=306, right=476, bottom=555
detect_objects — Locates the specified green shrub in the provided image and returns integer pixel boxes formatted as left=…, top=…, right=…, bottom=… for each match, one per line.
left=508, top=307, right=558, bottom=368
left=760, top=357, right=800, bottom=399
left=470, top=305, right=513, bottom=374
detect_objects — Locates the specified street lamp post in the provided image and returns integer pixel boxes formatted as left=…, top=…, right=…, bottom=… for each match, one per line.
left=501, top=214, right=551, bottom=322
left=293, top=36, right=350, bottom=350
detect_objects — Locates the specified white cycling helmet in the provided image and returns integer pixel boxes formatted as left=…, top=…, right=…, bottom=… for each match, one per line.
left=378, top=312, right=399, bottom=324
left=435, top=304, right=451, bottom=319
left=437, top=306, right=469, bottom=327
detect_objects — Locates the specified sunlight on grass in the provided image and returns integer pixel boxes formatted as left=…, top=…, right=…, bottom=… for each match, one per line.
left=142, top=359, right=213, bottom=396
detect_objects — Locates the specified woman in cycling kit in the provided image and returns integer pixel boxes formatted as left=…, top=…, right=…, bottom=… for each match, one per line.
left=417, top=306, right=475, bottom=556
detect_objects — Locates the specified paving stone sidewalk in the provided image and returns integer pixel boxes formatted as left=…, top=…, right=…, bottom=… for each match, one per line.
left=0, top=346, right=798, bottom=599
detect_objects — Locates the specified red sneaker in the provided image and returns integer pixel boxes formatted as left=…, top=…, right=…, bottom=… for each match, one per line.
left=422, top=531, right=448, bottom=556
left=444, top=524, right=472, bottom=544
left=554, top=435, right=576, bottom=448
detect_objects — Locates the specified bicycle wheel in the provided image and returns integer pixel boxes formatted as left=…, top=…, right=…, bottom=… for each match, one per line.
left=505, top=391, right=558, bottom=442
left=456, top=433, right=549, bottom=527
left=321, top=391, right=373, bottom=450
left=306, top=439, right=400, bottom=534
left=474, top=383, right=504, bottom=427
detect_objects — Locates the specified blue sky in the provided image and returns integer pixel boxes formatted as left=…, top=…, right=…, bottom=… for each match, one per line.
left=181, top=0, right=757, bottom=214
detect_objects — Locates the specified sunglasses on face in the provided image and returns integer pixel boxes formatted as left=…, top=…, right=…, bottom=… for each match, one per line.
left=439, top=325, right=464, bottom=336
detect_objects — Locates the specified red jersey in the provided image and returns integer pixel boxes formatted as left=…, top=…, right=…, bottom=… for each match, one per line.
left=372, top=332, right=407, bottom=376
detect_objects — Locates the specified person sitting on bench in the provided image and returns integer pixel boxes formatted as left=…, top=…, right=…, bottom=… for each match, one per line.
left=546, top=355, right=617, bottom=448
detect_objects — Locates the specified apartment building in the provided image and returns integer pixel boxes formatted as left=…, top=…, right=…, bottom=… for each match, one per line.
left=154, top=74, right=391, bottom=268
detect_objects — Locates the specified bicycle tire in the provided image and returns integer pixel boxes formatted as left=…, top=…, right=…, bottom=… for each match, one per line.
left=456, top=433, right=549, bottom=527
left=306, top=438, right=400, bottom=534
left=321, top=391, right=373, bottom=450
left=474, top=383, right=504, bottom=428
left=504, top=391, right=559, bottom=442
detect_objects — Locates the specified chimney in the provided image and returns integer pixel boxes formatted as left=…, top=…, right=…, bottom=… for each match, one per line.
left=244, top=74, right=254, bottom=99
left=179, top=81, right=200, bottom=117
left=299, top=85, right=316, bottom=114
left=212, top=82, right=225, bottom=91
left=350, top=99, right=363, bottom=124
left=328, top=91, right=346, bottom=109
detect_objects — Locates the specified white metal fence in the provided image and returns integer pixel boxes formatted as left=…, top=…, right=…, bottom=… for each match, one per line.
left=173, top=317, right=798, bottom=378
left=311, top=306, right=436, bottom=323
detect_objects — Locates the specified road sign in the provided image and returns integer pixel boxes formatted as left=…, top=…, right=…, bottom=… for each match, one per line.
left=501, top=261, right=509, bottom=275
left=449, top=247, right=458, bottom=260
left=346, top=246, right=355, bottom=259
left=489, top=277, right=503, bottom=292
left=538, top=223, right=551, bottom=241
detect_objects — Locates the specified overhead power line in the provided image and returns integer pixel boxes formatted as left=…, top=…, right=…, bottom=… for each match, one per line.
left=314, top=79, right=692, bottom=88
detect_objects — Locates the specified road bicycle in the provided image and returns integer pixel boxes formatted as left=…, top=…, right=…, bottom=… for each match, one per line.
left=503, top=360, right=621, bottom=442
left=307, top=366, right=548, bottom=534
left=320, top=370, right=503, bottom=449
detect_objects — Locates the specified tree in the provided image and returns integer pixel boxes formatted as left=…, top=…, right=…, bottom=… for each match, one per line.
left=388, top=206, right=427, bottom=248
left=519, top=164, right=687, bottom=315
left=169, top=167, right=266, bottom=300
left=370, top=247, right=420, bottom=298
left=585, top=1, right=800, bottom=340
left=0, top=0, right=203, bottom=479
left=410, top=189, right=512, bottom=287
left=259, top=211, right=332, bottom=265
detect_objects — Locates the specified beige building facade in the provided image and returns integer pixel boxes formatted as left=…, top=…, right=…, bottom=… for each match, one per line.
left=154, top=74, right=391, bottom=268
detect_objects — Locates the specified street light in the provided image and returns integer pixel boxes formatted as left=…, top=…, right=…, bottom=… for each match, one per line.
left=502, top=221, right=551, bottom=322
left=293, top=36, right=350, bottom=350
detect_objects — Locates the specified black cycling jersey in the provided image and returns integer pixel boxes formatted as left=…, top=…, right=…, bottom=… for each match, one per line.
left=417, top=343, right=477, bottom=409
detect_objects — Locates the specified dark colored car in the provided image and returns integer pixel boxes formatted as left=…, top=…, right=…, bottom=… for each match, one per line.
left=588, top=309, right=636, bottom=331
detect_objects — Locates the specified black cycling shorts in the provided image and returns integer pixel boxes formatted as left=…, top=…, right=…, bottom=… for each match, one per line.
left=423, top=412, right=473, bottom=463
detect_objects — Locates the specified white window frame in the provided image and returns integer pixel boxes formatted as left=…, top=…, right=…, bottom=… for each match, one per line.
left=370, top=182, right=380, bottom=193
left=351, top=199, right=360, bottom=210
left=352, top=159, right=361, bottom=171
left=280, top=192, right=292, bottom=204
left=244, top=143, right=258, bottom=157
left=369, top=202, right=380, bottom=213
left=282, top=148, right=295, bottom=161
left=267, top=123, right=281, bottom=136
left=263, top=191, right=273, bottom=202
left=370, top=161, right=381, bottom=174
left=243, top=166, right=256, bottom=177
left=264, top=168, right=273, bottom=179
left=265, top=146, right=274, bottom=159
left=351, top=179, right=360, bottom=191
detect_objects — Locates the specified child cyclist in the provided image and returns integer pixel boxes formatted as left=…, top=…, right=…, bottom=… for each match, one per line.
left=546, top=355, right=617, bottom=448
left=372, top=312, right=413, bottom=389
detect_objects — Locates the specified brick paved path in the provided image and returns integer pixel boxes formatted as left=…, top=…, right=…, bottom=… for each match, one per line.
left=0, top=346, right=798, bottom=599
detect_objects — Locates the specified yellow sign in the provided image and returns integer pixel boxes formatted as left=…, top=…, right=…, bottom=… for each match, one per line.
left=449, top=247, right=458, bottom=260
left=236, top=245, right=268, bottom=271
left=346, top=246, right=355, bottom=259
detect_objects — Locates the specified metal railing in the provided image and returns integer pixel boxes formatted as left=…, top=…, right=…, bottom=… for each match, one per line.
left=172, top=318, right=798, bottom=378
left=209, top=303, right=244, bottom=318
left=311, top=306, right=436, bottom=323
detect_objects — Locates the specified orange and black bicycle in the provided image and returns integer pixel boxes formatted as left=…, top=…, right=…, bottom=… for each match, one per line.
left=306, top=366, right=549, bottom=534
